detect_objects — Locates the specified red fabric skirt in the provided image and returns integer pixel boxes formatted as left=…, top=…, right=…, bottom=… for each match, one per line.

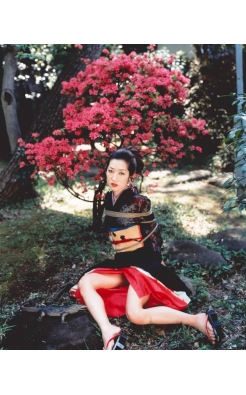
left=70, top=266, right=190, bottom=317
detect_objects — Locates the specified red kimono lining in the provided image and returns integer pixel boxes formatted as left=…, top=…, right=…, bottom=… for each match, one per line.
left=70, top=266, right=190, bottom=318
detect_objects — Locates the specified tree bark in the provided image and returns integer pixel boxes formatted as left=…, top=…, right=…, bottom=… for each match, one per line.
left=0, top=45, right=103, bottom=205
left=1, top=45, right=21, bottom=154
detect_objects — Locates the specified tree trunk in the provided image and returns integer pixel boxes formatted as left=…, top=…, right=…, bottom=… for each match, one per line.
left=0, top=45, right=103, bottom=205
left=1, top=45, right=21, bottom=154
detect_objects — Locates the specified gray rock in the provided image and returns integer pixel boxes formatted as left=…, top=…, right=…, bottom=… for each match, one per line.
left=166, top=170, right=212, bottom=186
left=164, top=240, right=226, bottom=267
left=179, top=276, right=197, bottom=295
left=148, top=170, right=172, bottom=179
left=207, top=173, right=233, bottom=188
left=144, top=169, right=212, bottom=189
left=43, top=314, right=100, bottom=350
left=2, top=310, right=102, bottom=350
left=211, top=227, right=246, bottom=251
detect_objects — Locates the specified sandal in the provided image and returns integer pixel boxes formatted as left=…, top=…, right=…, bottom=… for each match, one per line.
left=105, top=333, right=128, bottom=350
left=206, top=309, right=223, bottom=346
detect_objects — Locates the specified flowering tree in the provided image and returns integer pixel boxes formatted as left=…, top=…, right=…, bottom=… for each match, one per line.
left=19, top=46, right=209, bottom=228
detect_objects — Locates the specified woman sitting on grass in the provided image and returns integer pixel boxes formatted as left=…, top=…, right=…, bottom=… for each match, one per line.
left=70, top=146, right=222, bottom=350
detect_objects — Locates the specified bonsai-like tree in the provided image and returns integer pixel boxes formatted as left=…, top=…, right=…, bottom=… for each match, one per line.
left=19, top=46, right=209, bottom=228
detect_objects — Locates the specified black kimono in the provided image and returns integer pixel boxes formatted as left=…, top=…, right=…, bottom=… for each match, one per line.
left=70, top=187, right=192, bottom=317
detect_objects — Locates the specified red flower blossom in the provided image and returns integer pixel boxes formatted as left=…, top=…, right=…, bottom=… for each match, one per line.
left=18, top=138, right=25, bottom=147
left=149, top=44, right=156, bottom=51
left=20, top=49, right=208, bottom=201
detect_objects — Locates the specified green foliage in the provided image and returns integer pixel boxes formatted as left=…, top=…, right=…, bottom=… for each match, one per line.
left=0, top=303, right=18, bottom=348
left=223, top=93, right=246, bottom=212
left=208, top=261, right=234, bottom=280
left=0, top=323, right=15, bottom=347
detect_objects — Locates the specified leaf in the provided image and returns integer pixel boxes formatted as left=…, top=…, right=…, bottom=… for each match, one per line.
left=224, top=137, right=233, bottom=143
left=242, top=102, right=246, bottom=112
left=221, top=178, right=234, bottom=188
left=232, top=99, right=241, bottom=106
left=228, top=127, right=243, bottom=139
left=228, top=129, right=237, bottom=139
left=223, top=197, right=239, bottom=212
left=238, top=203, right=246, bottom=212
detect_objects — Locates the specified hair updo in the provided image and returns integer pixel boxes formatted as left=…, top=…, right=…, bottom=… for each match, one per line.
left=105, top=146, right=144, bottom=177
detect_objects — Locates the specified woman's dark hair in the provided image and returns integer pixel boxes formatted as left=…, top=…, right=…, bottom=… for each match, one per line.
left=105, top=146, right=144, bottom=177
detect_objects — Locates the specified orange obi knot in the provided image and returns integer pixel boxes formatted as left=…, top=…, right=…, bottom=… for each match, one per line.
left=108, top=225, right=144, bottom=252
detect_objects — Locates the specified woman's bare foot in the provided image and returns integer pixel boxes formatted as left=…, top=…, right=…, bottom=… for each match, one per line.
left=194, top=313, right=216, bottom=344
left=102, top=325, right=121, bottom=350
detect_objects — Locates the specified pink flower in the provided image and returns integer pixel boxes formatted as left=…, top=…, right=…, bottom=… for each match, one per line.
left=30, top=170, right=37, bottom=178
left=18, top=138, right=25, bottom=147
left=89, top=131, right=99, bottom=140
left=74, top=44, right=83, bottom=49
left=32, top=132, right=39, bottom=138
left=53, top=130, right=62, bottom=136
left=20, top=161, right=25, bottom=168
left=22, top=50, right=207, bottom=198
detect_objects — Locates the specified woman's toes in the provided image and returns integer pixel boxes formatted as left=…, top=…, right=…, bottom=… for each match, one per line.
left=103, top=327, right=121, bottom=350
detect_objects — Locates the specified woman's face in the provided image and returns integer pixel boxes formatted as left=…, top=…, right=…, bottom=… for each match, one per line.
left=106, top=159, right=130, bottom=197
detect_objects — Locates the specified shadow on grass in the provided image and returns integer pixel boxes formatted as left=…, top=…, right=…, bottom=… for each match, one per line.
left=0, top=200, right=110, bottom=304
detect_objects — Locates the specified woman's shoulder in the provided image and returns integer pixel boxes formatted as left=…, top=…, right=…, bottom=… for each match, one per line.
left=131, top=187, right=152, bottom=210
left=133, top=186, right=150, bottom=201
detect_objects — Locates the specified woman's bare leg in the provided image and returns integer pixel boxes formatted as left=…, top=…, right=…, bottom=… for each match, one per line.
left=126, top=286, right=216, bottom=344
left=78, top=272, right=128, bottom=350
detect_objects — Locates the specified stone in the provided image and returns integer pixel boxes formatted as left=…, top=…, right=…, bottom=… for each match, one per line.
left=207, top=173, right=233, bottom=188
left=166, top=170, right=212, bottom=185
left=143, top=169, right=212, bottom=189
left=164, top=240, right=226, bottom=267
left=179, top=275, right=197, bottom=295
left=148, top=170, right=172, bottom=179
left=211, top=227, right=246, bottom=251
left=1, top=310, right=102, bottom=350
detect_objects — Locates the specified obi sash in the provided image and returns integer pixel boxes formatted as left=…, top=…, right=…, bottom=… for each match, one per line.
left=108, top=224, right=144, bottom=252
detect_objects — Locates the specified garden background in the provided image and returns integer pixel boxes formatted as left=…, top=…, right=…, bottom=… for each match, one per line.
left=1, top=1, right=246, bottom=393
left=0, top=43, right=246, bottom=352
